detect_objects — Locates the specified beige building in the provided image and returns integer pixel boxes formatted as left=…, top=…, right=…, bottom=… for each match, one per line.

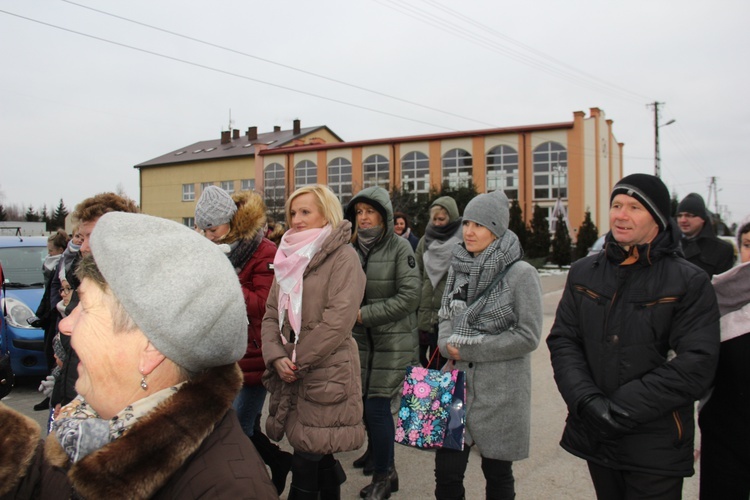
left=134, top=120, right=343, bottom=227
left=135, top=108, right=622, bottom=237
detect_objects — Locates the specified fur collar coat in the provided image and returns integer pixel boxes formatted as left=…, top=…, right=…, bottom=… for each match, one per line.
left=0, top=364, right=278, bottom=499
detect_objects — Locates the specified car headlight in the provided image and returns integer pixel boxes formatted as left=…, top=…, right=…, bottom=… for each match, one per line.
left=1, top=297, right=37, bottom=329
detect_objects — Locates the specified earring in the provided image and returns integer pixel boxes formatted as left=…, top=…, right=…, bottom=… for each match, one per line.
left=140, top=371, right=148, bottom=391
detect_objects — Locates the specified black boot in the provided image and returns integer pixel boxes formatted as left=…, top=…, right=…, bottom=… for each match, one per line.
left=352, top=446, right=371, bottom=468
left=287, top=485, right=319, bottom=500
left=363, top=471, right=391, bottom=500
left=359, top=467, right=398, bottom=498
left=318, top=459, right=346, bottom=500
left=34, top=397, right=50, bottom=411
left=249, top=431, right=292, bottom=495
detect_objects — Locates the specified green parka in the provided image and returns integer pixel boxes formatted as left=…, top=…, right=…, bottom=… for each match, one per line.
left=345, top=187, right=420, bottom=399
left=415, top=196, right=461, bottom=333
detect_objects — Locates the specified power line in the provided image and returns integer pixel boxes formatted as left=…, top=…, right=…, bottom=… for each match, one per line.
left=417, top=0, right=653, bottom=102
left=60, top=0, right=497, bottom=128
left=373, top=0, right=652, bottom=105
left=0, top=8, right=463, bottom=132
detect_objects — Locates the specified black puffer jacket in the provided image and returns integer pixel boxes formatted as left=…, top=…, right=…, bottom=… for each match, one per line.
left=547, top=222, right=720, bottom=476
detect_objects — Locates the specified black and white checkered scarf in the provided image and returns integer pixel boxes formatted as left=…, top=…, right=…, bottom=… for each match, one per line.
left=439, top=230, right=523, bottom=345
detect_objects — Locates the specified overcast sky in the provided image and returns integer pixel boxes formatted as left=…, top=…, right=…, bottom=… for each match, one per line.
left=1, top=0, right=748, bottom=226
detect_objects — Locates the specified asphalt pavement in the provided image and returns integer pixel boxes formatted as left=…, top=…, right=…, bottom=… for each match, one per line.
left=2, top=270, right=700, bottom=499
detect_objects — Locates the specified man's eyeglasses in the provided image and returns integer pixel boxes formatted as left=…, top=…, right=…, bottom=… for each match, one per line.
left=60, top=287, right=75, bottom=295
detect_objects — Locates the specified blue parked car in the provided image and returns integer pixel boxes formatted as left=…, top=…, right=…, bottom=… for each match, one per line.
left=0, top=236, right=47, bottom=378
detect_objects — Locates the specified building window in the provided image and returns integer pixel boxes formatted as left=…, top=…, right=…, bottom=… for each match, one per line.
left=201, top=182, right=214, bottom=192
left=183, top=217, right=195, bottom=228
left=442, top=148, right=472, bottom=189
left=264, top=163, right=286, bottom=214
left=400, top=151, right=430, bottom=195
left=486, top=145, right=519, bottom=199
left=363, top=154, right=390, bottom=190
left=533, top=142, right=567, bottom=200
left=327, top=157, right=352, bottom=204
left=182, top=183, right=195, bottom=201
left=220, top=180, right=234, bottom=193
left=241, top=179, right=255, bottom=191
left=294, top=160, right=317, bottom=188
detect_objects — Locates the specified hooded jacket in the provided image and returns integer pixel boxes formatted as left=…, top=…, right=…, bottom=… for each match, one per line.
left=345, top=187, right=420, bottom=399
left=261, top=221, right=366, bottom=455
left=0, top=364, right=278, bottom=499
left=222, top=191, right=277, bottom=387
left=547, top=221, right=720, bottom=476
left=415, top=196, right=462, bottom=333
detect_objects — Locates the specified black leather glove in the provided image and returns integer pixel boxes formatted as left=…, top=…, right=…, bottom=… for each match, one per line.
left=578, top=394, right=634, bottom=439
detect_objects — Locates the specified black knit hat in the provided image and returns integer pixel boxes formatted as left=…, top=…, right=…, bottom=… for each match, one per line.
left=677, top=193, right=708, bottom=222
left=610, top=173, right=670, bottom=230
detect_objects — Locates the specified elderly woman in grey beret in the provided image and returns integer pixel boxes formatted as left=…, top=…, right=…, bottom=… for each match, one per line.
left=0, top=212, right=277, bottom=500
left=436, top=190, right=543, bottom=500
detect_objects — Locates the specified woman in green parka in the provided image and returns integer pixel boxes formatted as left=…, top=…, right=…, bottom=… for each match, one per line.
left=345, top=186, right=420, bottom=500
left=415, top=196, right=462, bottom=368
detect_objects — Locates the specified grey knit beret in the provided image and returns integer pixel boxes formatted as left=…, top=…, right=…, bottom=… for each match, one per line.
left=90, top=212, right=247, bottom=372
left=463, top=190, right=510, bottom=238
left=195, top=186, right=237, bottom=229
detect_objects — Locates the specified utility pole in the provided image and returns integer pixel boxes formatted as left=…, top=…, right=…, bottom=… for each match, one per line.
left=706, top=176, right=720, bottom=215
left=647, top=102, right=675, bottom=178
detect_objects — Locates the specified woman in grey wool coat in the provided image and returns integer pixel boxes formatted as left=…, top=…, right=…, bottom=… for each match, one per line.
left=436, top=190, right=543, bottom=500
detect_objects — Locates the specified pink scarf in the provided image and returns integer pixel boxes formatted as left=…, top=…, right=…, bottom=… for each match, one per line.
left=273, top=225, right=332, bottom=362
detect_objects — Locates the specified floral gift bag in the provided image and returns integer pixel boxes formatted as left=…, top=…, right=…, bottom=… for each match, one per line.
left=394, top=364, right=465, bottom=451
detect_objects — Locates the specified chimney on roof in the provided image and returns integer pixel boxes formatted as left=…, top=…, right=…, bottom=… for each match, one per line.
left=246, top=126, right=257, bottom=140
left=293, top=119, right=301, bottom=135
left=221, top=130, right=230, bottom=144
left=232, top=129, right=240, bottom=140
left=274, top=125, right=281, bottom=132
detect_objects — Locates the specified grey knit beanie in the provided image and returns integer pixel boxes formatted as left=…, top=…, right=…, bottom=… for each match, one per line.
left=195, top=186, right=237, bottom=229
left=90, top=212, right=247, bottom=372
left=463, top=190, right=510, bottom=238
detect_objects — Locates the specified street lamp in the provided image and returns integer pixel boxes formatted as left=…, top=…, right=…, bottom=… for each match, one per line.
left=655, top=118, right=675, bottom=178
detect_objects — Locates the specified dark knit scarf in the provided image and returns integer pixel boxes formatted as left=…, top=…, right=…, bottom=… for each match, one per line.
left=424, top=217, right=462, bottom=250
left=439, top=230, right=524, bottom=345
left=356, top=226, right=384, bottom=258
left=227, top=230, right=263, bottom=273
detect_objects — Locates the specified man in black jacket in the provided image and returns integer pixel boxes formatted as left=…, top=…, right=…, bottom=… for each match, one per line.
left=676, top=192, right=734, bottom=276
left=548, top=174, right=720, bottom=500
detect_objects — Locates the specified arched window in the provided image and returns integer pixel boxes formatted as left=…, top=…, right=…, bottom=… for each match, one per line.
left=442, top=148, right=472, bottom=189
left=294, top=160, right=317, bottom=188
left=533, top=142, right=567, bottom=200
left=327, top=157, right=352, bottom=204
left=486, top=145, right=519, bottom=199
left=400, top=151, right=430, bottom=195
left=264, top=163, right=285, bottom=213
left=363, top=154, right=390, bottom=190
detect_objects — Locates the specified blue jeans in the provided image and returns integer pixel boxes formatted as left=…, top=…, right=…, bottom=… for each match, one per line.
left=364, top=397, right=395, bottom=475
left=233, top=385, right=267, bottom=438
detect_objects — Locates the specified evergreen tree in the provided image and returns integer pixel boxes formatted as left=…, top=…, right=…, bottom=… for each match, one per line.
left=25, top=205, right=39, bottom=222
left=434, top=180, right=478, bottom=215
left=40, top=204, right=50, bottom=231
left=574, top=209, right=599, bottom=261
left=508, top=198, right=528, bottom=250
left=551, top=213, right=572, bottom=267
left=670, top=191, right=679, bottom=217
left=526, top=204, right=551, bottom=260
left=53, top=199, right=69, bottom=230
left=0, top=204, right=7, bottom=222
